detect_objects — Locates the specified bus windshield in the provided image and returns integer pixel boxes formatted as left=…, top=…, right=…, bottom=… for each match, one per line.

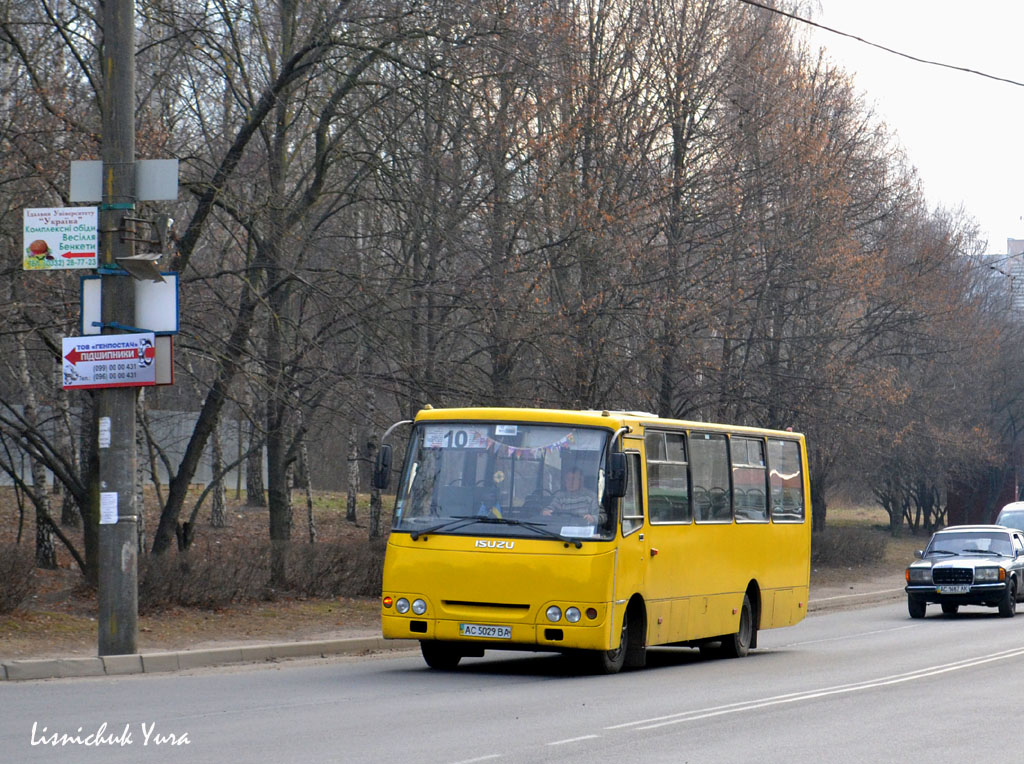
left=392, top=422, right=616, bottom=540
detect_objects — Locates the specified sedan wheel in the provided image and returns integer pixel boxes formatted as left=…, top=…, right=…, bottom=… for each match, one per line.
left=999, top=579, right=1017, bottom=618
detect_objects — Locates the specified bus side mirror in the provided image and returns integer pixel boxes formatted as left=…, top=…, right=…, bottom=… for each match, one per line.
left=605, top=452, right=627, bottom=498
left=372, top=444, right=393, bottom=490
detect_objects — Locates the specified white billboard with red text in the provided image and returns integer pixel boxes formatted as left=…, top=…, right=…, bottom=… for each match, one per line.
left=62, top=333, right=157, bottom=389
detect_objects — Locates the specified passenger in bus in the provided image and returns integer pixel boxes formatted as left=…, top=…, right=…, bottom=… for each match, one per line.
left=542, top=466, right=604, bottom=525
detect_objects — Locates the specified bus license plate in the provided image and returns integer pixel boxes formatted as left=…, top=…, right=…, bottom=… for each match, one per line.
left=938, top=585, right=970, bottom=594
left=459, top=623, right=512, bottom=639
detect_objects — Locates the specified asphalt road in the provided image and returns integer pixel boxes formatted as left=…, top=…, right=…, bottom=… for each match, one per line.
left=3, top=598, right=1023, bottom=764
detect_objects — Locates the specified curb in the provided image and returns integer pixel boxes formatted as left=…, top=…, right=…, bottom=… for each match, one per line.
left=807, top=587, right=904, bottom=613
left=1, top=636, right=410, bottom=682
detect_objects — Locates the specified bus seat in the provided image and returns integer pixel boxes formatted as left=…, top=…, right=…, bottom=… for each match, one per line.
left=438, top=485, right=474, bottom=514
left=649, top=495, right=670, bottom=522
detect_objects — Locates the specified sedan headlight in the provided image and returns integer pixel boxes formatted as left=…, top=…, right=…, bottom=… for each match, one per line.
left=907, top=566, right=932, bottom=585
left=974, top=567, right=1005, bottom=583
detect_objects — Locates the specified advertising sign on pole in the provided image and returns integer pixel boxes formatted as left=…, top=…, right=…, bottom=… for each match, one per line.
left=62, top=333, right=157, bottom=390
left=23, top=207, right=98, bottom=270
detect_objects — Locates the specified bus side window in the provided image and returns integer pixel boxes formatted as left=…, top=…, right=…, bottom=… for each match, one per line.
left=732, top=437, right=768, bottom=523
left=645, top=431, right=690, bottom=524
left=768, top=439, right=805, bottom=522
left=691, top=432, right=729, bottom=523
left=621, top=452, right=643, bottom=536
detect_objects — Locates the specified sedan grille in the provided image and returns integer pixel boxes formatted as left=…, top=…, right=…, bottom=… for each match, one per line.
left=932, top=567, right=973, bottom=585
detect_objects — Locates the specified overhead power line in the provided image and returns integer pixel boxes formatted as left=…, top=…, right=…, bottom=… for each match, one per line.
left=735, top=0, right=1024, bottom=88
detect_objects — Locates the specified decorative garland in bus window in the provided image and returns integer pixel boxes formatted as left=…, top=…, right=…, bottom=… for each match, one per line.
left=485, top=432, right=576, bottom=459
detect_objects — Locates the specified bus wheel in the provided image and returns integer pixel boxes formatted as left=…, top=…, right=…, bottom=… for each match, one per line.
left=592, top=615, right=629, bottom=674
left=420, top=641, right=462, bottom=670
left=720, top=594, right=754, bottom=659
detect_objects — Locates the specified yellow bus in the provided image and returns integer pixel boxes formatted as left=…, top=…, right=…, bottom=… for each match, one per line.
left=373, top=406, right=811, bottom=673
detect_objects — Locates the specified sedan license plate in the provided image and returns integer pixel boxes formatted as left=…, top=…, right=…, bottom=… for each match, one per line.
left=459, top=623, right=512, bottom=639
left=938, top=585, right=970, bottom=594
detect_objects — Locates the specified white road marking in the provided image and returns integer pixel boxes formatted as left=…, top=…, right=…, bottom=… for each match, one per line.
left=607, top=646, right=1024, bottom=731
left=812, top=588, right=903, bottom=602
left=780, top=623, right=917, bottom=647
left=548, top=735, right=601, bottom=746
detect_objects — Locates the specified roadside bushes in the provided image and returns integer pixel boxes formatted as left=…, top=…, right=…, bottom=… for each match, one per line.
left=139, top=541, right=267, bottom=610
left=811, top=526, right=887, bottom=567
left=0, top=544, right=35, bottom=613
left=285, top=540, right=387, bottom=598
left=138, top=537, right=386, bottom=611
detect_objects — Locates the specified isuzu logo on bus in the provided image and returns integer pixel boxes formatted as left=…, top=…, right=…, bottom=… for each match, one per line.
left=475, top=539, right=515, bottom=550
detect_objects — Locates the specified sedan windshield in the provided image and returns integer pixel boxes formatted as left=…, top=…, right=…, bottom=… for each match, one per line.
left=391, top=422, right=616, bottom=541
left=925, top=531, right=1013, bottom=557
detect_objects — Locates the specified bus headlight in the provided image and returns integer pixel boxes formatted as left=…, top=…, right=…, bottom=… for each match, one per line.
left=546, top=606, right=562, bottom=622
left=565, top=607, right=582, bottom=623
left=412, top=599, right=427, bottom=615
left=396, top=598, right=411, bottom=614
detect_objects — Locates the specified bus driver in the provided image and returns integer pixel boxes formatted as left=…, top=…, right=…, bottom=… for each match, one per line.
left=542, top=466, right=604, bottom=525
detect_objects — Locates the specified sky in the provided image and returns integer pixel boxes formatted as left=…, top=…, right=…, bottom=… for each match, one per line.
left=804, top=1, right=1024, bottom=255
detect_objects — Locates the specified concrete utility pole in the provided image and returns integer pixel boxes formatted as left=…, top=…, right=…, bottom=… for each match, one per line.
left=97, top=0, right=138, bottom=656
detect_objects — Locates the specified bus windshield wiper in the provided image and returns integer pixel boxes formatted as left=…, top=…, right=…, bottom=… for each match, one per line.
left=410, top=515, right=583, bottom=548
left=471, top=516, right=583, bottom=548
left=410, top=515, right=480, bottom=540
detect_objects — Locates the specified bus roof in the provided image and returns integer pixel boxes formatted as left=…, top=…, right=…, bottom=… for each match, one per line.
left=412, top=406, right=804, bottom=440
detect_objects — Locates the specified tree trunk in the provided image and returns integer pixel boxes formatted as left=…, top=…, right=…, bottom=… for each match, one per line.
left=234, top=414, right=243, bottom=500
left=59, top=484, right=79, bottom=528
left=266, top=397, right=292, bottom=585
left=346, top=427, right=359, bottom=523
left=80, top=393, right=100, bottom=584
left=810, top=480, right=827, bottom=533
left=134, top=390, right=147, bottom=553
left=17, top=333, right=57, bottom=569
left=210, top=416, right=227, bottom=528
left=361, top=376, right=385, bottom=540
left=56, top=388, right=80, bottom=528
left=245, top=411, right=266, bottom=507
left=367, top=434, right=382, bottom=539
left=300, top=431, right=316, bottom=543
left=33, top=466, right=56, bottom=569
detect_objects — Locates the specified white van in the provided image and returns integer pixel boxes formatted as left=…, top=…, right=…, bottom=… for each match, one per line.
left=996, top=501, right=1024, bottom=533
